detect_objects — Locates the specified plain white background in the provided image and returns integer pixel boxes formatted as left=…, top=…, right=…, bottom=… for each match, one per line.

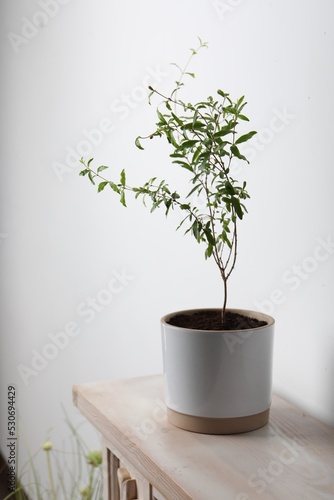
left=1, top=0, right=334, bottom=490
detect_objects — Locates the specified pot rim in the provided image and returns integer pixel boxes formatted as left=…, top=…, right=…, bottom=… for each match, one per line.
left=161, top=308, right=275, bottom=332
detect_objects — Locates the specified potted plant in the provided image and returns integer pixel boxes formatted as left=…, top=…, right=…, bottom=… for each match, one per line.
left=79, top=39, right=275, bottom=434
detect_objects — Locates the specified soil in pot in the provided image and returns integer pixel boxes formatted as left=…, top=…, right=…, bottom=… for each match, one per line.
left=167, top=310, right=267, bottom=331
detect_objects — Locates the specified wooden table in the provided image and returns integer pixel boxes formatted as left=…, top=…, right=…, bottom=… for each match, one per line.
left=73, top=375, right=334, bottom=500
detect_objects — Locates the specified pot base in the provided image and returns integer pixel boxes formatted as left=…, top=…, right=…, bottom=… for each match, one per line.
left=167, top=407, right=270, bottom=434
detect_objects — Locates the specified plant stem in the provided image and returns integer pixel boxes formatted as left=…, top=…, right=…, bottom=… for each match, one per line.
left=222, top=271, right=228, bottom=325
left=46, top=450, right=56, bottom=500
left=88, top=468, right=94, bottom=500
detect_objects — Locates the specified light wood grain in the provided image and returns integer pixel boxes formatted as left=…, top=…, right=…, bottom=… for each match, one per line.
left=73, top=375, right=334, bottom=500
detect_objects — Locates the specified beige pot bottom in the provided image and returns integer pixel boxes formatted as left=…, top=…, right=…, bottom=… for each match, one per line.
left=167, top=407, right=270, bottom=434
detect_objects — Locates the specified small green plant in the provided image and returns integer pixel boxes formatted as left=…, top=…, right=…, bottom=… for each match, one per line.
left=80, top=39, right=257, bottom=325
left=4, top=416, right=103, bottom=500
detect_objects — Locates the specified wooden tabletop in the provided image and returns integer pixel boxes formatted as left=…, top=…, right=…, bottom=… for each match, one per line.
left=73, top=375, right=334, bottom=500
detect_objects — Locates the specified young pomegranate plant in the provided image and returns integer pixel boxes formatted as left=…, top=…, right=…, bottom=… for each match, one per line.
left=79, top=39, right=257, bottom=326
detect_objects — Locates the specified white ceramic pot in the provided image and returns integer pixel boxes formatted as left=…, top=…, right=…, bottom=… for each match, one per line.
left=161, top=308, right=275, bottom=434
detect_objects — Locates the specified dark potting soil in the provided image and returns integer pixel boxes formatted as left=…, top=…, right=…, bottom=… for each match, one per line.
left=167, top=310, right=267, bottom=331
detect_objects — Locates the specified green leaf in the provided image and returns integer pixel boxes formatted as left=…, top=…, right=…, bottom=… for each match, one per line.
left=237, top=102, right=247, bottom=114
left=230, top=144, right=248, bottom=162
left=182, top=121, right=205, bottom=130
left=97, top=165, right=109, bottom=173
left=192, top=146, right=202, bottom=164
left=235, top=131, right=257, bottom=145
left=98, top=181, right=108, bottom=192
left=120, top=169, right=126, bottom=187
left=192, top=221, right=200, bottom=241
left=217, top=89, right=229, bottom=99
left=204, top=227, right=215, bottom=246
left=135, top=137, right=144, bottom=150
left=224, top=105, right=237, bottom=116
left=165, top=130, right=179, bottom=148
left=179, top=139, right=198, bottom=149
left=236, top=96, right=245, bottom=108
left=222, top=231, right=232, bottom=248
left=87, top=158, right=94, bottom=167
left=88, top=172, right=95, bottom=185
left=79, top=169, right=89, bottom=176
left=186, top=183, right=202, bottom=198
left=224, top=182, right=236, bottom=196
left=213, top=125, right=234, bottom=139
left=172, top=160, right=193, bottom=172
left=205, top=244, right=213, bottom=259
left=157, top=110, right=168, bottom=125
left=171, top=112, right=183, bottom=126
left=164, top=199, right=172, bottom=215
left=109, top=182, right=120, bottom=194
left=231, top=197, right=244, bottom=219
left=120, top=191, right=126, bottom=207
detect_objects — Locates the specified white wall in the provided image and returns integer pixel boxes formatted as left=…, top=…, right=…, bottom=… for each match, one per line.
left=1, top=0, right=334, bottom=488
